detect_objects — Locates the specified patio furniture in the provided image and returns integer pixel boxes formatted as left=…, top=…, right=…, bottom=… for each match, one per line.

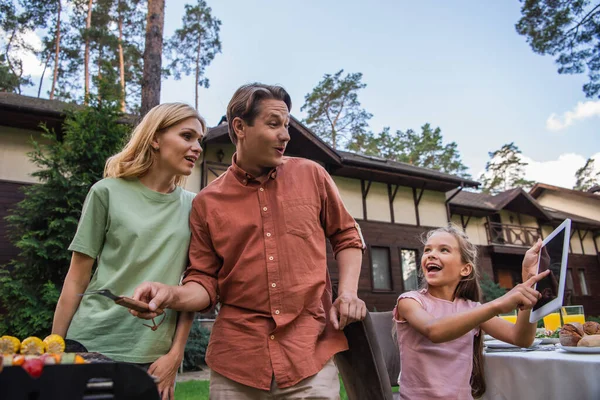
left=482, top=347, right=600, bottom=399
left=335, top=311, right=401, bottom=400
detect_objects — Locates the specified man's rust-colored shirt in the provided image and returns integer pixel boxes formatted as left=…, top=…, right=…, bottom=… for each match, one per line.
left=182, top=156, right=365, bottom=390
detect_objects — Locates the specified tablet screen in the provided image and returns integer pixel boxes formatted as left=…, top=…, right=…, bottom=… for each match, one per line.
left=532, top=228, right=565, bottom=311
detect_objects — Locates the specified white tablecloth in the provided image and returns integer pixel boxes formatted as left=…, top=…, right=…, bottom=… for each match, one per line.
left=482, top=347, right=600, bottom=400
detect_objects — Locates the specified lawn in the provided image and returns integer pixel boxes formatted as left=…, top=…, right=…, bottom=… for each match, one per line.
left=174, top=378, right=399, bottom=399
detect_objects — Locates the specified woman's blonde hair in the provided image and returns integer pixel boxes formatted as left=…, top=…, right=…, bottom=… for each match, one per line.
left=104, top=103, right=206, bottom=186
left=420, top=225, right=486, bottom=398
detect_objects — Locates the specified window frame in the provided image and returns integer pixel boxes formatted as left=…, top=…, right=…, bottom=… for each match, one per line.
left=368, top=245, right=394, bottom=293
left=399, top=247, right=421, bottom=293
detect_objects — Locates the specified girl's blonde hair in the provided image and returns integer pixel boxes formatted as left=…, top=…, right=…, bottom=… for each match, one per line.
left=420, top=224, right=486, bottom=398
left=104, top=103, right=206, bottom=186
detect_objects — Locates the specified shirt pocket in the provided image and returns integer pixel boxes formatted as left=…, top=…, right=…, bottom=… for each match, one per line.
left=282, top=198, right=320, bottom=239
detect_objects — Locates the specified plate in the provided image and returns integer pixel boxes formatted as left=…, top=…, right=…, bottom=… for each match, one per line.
left=484, top=334, right=493, bottom=341
left=557, top=344, right=600, bottom=354
left=485, top=339, right=542, bottom=349
left=538, top=337, right=560, bottom=345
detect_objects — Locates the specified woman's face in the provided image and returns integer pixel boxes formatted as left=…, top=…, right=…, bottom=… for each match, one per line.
left=153, top=117, right=203, bottom=176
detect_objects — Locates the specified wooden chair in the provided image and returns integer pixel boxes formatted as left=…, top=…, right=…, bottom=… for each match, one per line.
left=335, top=311, right=401, bottom=400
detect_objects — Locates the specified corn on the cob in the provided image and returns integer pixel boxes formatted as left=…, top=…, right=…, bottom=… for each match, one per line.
left=43, top=334, right=65, bottom=354
left=0, top=336, right=20, bottom=354
left=20, top=337, right=45, bottom=355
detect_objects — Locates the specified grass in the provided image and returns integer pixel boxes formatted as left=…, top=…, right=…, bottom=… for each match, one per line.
left=174, top=377, right=399, bottom=399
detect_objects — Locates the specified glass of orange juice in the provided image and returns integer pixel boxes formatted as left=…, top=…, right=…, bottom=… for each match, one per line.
left=543, top=311, right=561, bottom=331
left=561, top=305, right=585, bottom=324
left=499, top=310, right=517, bottom=324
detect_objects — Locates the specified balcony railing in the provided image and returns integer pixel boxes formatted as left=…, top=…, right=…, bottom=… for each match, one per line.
left=484, top=222, right=541, bottom=247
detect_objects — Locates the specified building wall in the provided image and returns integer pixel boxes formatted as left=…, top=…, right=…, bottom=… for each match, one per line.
left=450, top=215, right=489, bottom=246
left=365, top=182, right=391, bottom=222
left=332, top=176, right=363, bottom=220
left=0, top=127, right=46, bottom=183
left=392, top=186, right=416, bottom=225
left=419, top=190, right=447, bottom=227
left=536, top=192, right=600, bottom=222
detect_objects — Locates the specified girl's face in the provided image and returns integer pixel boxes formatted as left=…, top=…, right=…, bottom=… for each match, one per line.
left=152, top=117, right=203, bottom=177
left=421, top=231, right=472, bottom=288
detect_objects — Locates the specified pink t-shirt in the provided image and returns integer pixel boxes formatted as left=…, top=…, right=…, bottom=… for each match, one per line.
left=394, top=289, right=481, bottom=400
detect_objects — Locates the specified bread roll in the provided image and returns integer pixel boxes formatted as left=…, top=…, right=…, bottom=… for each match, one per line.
left=577, top=334, right=600, bottom=347
left=583, top=321, right=600, bottom=335
left=560, top=323, right=584, bottom=346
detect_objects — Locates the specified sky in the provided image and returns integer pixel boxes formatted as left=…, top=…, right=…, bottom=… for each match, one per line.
left=19, top=0, right=600, bottom=188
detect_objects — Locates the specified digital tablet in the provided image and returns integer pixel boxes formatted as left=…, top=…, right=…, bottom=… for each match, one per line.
left=529, top=219, right=571, bottom=324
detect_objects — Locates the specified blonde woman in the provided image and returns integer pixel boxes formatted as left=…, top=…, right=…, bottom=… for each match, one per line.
left=52, top=103, right=206, bottom=400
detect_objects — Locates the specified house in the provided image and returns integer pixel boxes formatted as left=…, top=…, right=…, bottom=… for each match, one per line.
left=2, top=93, right=599, bottom=317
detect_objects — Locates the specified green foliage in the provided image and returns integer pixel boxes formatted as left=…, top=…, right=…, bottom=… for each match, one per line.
left=516, top=0, right=600, bottom=98
left=165, top=0, right=222, bottom=109
left=183, top=320, right=211, bottom=371
left=0, top=94, right=128, bottom=337
left=349, top=124, right=472, bottom=178
left=480, top=273, right=506, bottom=303
left=573, top=158, right=600, bottom=191
left=480, top=142, right=535, bottom=194
left=301, top=69, right=373, bottom=149
left=586, top=315, right=600, bottom=323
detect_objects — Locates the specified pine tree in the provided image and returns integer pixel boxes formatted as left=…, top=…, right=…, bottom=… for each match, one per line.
left=573, top=158, right=600, bottom=191
left=480, top=142, right=535, bottom=194
left=0, top=84, right=128, bottom=337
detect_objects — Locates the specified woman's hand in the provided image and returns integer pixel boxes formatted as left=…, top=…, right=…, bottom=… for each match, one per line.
left=148, top=352, right=181, bottom=400
left=492, top=270, right=549, bottom=314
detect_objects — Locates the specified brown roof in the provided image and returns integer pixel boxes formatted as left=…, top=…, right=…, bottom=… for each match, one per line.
left=203, top=117, right=480, bottom=191
left=530, top=183, right=600, bottom=202
left=543, top=207, right=600, bottom=230
left=448, top=188, right=552, bottom=220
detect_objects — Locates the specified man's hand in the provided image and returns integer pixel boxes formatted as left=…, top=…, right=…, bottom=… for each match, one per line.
left=148, top=352, right=180, bottom=400
left=330, top=292, right=367, bottom=330
left=130, top=282, right=175, bottom=319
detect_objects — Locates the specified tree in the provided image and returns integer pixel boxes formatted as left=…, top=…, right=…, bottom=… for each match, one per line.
left=516, top=0, right=600, bottom=98
left=165, top=0, right=222, bottom=110
left=0, top=86, right=128, bottom=338
left=0, top=1, right=36, bottom=93
left=574, top=157, right=600, bottom=191
left=480, top=142, right=535, bottom=194
left=347, top=124, right=472, bottom=178
left=141, top=0, right=165, bottom=115
left=301, top=69, right=372, bottom=149
left=480, top=274, right=506, bottom=303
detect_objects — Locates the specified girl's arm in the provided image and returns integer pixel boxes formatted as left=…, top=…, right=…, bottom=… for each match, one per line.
left=396, top=271, right=549, bottom=344
left=52, top=252, right=95, bottom=337
left=480, top=310, right=537, bottom=348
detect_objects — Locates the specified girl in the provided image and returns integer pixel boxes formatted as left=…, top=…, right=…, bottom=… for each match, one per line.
left=52, top=103, right=206, bottom=400
left=394, top=225, right=548, bottom=399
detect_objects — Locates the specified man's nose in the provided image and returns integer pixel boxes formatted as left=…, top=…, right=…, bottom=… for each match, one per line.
left=279, top=127, right=290, bottom=142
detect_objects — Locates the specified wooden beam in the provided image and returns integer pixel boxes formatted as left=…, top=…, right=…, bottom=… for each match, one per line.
left=578, top=230, right=589, bottom=256
left=361, top=180, right=372, bottom=220
left=460, top=214, right=472, bottom=232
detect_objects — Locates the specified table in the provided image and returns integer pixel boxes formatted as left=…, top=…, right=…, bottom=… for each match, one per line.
left=483, top=347, right=600, bottom=400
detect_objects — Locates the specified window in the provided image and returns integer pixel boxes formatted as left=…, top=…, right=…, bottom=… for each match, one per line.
left=578, top=270, right=590, bottom=296
left=496, top=269, right=514, bottom=289
left=566, top=269, right=574, bottom=292
left=401, top=249, right=419, bottom=292
left=370, top=247, right=392, bottom=291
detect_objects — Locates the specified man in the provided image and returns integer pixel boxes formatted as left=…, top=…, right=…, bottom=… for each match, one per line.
left=132, top=83, right=366, bottom=398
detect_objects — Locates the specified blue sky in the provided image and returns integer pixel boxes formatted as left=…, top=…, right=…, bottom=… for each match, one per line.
left=21, top=1, right=600, bottom=187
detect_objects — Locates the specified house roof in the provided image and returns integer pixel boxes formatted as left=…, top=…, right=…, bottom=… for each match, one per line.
left=203, top=116, right=480, bottom=192
left=542, top=207, right=600, bottom=230
left=448, top=188, right=552, bottom=220
left=530, top=183, right=600, bottom=202
left=0, top=93, right=135, bottom=136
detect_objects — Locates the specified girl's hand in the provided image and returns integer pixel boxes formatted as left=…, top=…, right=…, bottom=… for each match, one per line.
left=522, top=239, right=543, bottom=282
left=148, top=352, right=181, bottom=400
left=492, top=270, right=550, bottom=314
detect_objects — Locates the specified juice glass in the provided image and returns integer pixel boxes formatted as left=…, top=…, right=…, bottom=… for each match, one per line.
left=561, top=305, right=585, bottom=324
left=499, top=310, right=517, bottom=324
left=543, top=312, right=561, bottom=332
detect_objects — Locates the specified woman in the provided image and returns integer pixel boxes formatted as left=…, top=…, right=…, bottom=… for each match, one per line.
left=52, top=103, right=206, bottom=400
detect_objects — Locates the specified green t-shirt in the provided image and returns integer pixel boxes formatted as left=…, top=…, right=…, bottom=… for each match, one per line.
left=66, top=178, right=195, bottom=363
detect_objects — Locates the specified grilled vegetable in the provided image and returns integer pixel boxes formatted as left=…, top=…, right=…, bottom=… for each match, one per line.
left=0, top=336, right=20, bottom=354
left=20, top=337, right=45, bottom=355
left=43, top=334, right=65, bottom=354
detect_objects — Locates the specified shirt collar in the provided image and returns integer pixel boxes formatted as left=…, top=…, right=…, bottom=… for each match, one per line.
left=230, top=153, right=279, bottom=186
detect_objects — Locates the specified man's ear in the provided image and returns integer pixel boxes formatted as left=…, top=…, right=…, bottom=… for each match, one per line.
left=461, top=263, right=473, bottom=277
left=232, top=117, right=246, bottom=141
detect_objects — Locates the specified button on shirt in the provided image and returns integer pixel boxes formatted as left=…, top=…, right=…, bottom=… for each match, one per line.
left=182, top=155, right=365, bottom=390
